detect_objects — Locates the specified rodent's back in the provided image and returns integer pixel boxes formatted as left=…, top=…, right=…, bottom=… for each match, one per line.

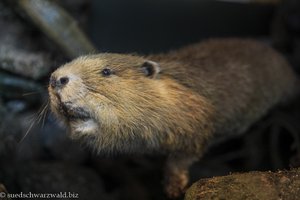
left=150, top=39, right=299, bottom=135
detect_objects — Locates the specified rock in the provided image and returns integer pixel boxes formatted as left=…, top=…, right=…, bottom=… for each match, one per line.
left=0, top=108, right=21, bottom=161
left=0, top=107, right=89, bottom=164
left=0, top=1, right=52, bottom=79
left=14, top=162, right=111, bottom=200
left=0, top=99, right=6, bottom=121
left=39, top=114, right=90, bottom=164
left=10, top=112, right=89, bottom=164
left=185, top=168, right=300, bottom=200
left=0, top=44, right=51, bottom=80
left=91, top=156, right=165, bottom=200
left=0, top=72, right=45, bottom=103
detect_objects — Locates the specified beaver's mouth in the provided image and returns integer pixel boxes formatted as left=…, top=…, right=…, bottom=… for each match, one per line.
left=58, top=102, right=91, bottom=121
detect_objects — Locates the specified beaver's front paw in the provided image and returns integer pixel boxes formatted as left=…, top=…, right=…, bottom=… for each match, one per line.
left=164, top=169, right=188, bottom=199
left=164, top=155, right=199, bottom=198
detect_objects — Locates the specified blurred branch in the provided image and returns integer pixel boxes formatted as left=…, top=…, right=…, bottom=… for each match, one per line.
left=14, top=0, right=96, bottom=59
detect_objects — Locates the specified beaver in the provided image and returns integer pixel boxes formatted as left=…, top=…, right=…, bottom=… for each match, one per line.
left=48, top=39, right=299, bottom=198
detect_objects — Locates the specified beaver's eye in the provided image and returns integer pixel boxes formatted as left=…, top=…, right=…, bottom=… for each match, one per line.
left=101, top=68, right=111, bottom=76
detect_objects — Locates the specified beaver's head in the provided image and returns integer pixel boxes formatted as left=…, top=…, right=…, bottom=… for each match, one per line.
left=48, top=54, right=213, bottom=154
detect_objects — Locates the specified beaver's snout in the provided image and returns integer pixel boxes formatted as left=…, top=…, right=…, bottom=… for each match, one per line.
left=49, top=75, right=69, bottom=89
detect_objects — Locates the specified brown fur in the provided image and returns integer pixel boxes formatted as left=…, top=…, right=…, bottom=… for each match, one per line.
left=48, top=39, right=298, bottom=198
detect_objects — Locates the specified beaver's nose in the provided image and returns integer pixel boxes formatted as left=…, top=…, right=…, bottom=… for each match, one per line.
left=50, top=75, right=69, bottom=89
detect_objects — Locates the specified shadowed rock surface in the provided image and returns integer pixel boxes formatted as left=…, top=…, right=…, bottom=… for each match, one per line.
left=186, top=168, right=300, bottom=200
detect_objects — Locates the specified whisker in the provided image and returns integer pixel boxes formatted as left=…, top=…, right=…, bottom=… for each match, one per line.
left=19, top=113, right=39, bottom=143
left=22, top=83, right=49, bottom=96
left=37, top=101, right=49, bottom=124
left=41, top=101, right=50, bottom=128
left=22, top=91, right=40, bottom=96
left=19, top=100, right=50, bottom=143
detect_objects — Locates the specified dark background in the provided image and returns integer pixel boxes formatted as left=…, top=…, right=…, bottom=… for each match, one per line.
left=89, top=0, right=273, bottom=54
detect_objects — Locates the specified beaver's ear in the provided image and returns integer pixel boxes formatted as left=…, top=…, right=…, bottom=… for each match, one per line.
left=141, top=60, right=161, bottom=79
